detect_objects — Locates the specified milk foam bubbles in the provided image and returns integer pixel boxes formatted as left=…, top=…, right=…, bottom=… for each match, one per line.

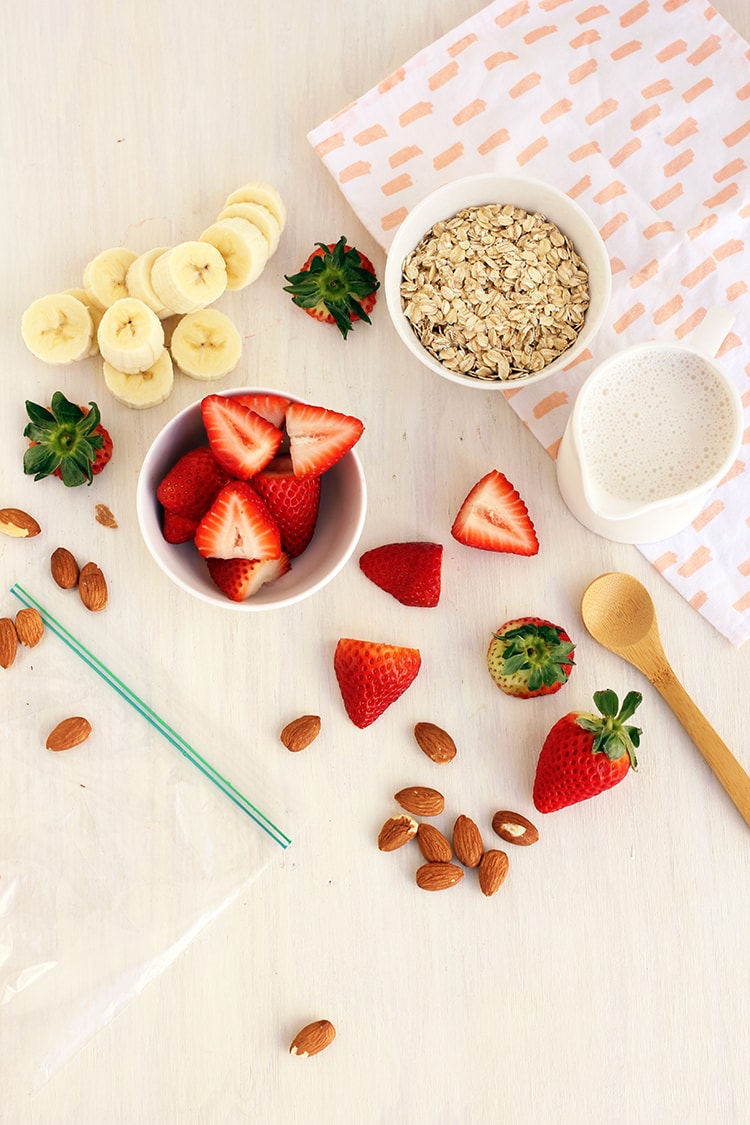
left=578, top=348, right=737, bottom=504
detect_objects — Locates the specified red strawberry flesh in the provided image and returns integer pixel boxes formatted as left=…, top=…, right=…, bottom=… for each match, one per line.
left=201, top=394, right=283, bottom=479
left=285, top=401, right=363, bottom=477
left=206, top=554, right=291, bottom=601
left=194, top=481, right=281, bottom=560
left=333, top=637, right=421, bottom=729
left=157, top=445, right=232, bottom=520
left=359, top=541, right=442, bottom=607
left=251, top=454, right=321, bottom=557
left=451, top=470, right=539, bottom=555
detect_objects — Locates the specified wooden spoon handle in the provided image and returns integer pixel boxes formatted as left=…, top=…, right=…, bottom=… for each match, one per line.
left=655, top=670, right=750, bottom=829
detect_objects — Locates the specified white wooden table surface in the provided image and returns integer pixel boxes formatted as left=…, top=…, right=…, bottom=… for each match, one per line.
left=2, top=3, right=749, bottom=1123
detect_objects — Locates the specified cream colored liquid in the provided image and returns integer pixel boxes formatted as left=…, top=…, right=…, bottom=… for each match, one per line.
left=579, top=349, right=736, bottom=504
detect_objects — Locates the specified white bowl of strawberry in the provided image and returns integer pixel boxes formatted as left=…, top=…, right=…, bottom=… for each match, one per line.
left=136, top=388, right=366, bottom=608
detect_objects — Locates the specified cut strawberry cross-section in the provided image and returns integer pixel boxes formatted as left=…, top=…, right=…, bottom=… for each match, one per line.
left=201, top=393, right=283, bottom=479
left=451, top=470, right=539, bottom=555
left=285, top=401, right=364, bottom=477
left=194, top=481, right=281, bottom=560
left=206, top=554, right=291, bottom=601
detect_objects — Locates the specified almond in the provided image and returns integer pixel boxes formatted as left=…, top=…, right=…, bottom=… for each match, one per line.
left=415, top=861, right=464, bottom=891
left=280, top=714, right=321, bottom=752
left=478, top=849, right=510, bottom=897
left=0, top=617, right=18, bottom=669
left=78, top=562, right=108, bottom=611
left=15, top=607, right=44, bottom=648
left=377, top=814, right=418, bottom=852
left=452, top=814, right=483, bottom=868
left=413, top=721, right=457, bottom=764
left=491, top=809, right=539, bottom=847
left=417, top=822, right=453, bottom=864
left=394, top=785, right=444, bottom=817
left=50, top=546, right=80, bottom=589
left=45, top=715, right=92, bottom=751
left=0, top=507, right=41, bottom=538
left=289, top=1018, right=336, bottom=1057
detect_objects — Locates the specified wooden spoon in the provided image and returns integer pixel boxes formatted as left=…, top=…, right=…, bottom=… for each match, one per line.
left=580, top=571, right=750, bottom=829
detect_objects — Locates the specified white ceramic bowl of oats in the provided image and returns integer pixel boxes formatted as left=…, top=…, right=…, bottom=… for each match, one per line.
left=384, top=173, right=611, bottom=390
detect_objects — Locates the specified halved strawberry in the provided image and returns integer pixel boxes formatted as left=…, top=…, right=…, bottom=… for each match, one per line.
left=359, top=542, right=443, bottom=607
left=282, top=237, right=379, bottom=339
left=285, top=401, right=364, bottom=477
left=206, top=554, right=291, bottom=602
left=333, top=637, right=422, bottom=729
left=193, top=481, right=281, bottom=560
left=451, top=470, right=539, bottom=555
left=162, top=509, right=201, bottom=544
left=232, top=392, right=291, bottom=429
left=251, top=454, right=321, bottom=558
left=200, top=394, right=283, bottom=479
left=156, top=446, right=232, bottom=520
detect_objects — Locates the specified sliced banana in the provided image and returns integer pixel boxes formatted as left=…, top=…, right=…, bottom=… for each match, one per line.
left=169, top=308, right=242, bottom=381
left=21, top=292, right=94, bottom=364
left=125, top=247, right=172, bottom=318
left=102, top=349, right=174, bottom=409
left=64, top=287, right=103, bottom=357
left=83, top=247, right=138, bottom=310
left=200, top=218, right=268, bottom=290
left=150, top=241, right=227, bottom=314
left=223, top=181, right=286, bottom=231
left=97, top=297, right=165, bottom=374
left=216, top=201, right=281, bottom=256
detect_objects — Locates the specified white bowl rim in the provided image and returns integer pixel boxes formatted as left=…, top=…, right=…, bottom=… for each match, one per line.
left=384, top=171, right=612, bottom=390
left=136, top=387, right=367, bottom=611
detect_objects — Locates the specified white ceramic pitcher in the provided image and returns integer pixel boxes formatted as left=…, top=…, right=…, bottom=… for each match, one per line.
left=556, top=308, right=743, bottom=543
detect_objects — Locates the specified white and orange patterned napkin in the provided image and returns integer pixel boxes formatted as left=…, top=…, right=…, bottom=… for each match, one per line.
left=308, top=0, right=750, bottom=646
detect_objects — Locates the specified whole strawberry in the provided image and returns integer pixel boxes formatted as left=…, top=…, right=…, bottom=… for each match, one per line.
left=487, top=617, right=575, bottom=698
left=23, top=391, right=113, bottom=486
left=533, top=689, right=642, bottom=813
left=283, top=236, right=379, bottom=339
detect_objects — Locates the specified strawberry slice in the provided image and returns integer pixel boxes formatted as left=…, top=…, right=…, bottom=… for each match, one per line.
left=194, top=481, right=281, bottom=560
left=451, top=470, right=539, bottom=555
left=359, top=541, right=443, bottom=607
left=285, top=401, right=364, bottom=477
left=156, top=445, right=232, bottom=519
left=232, top=392, right=291, bottom=429
left=162, top=509, right=201, bottom=544
left=251, top=454, right=321, bottom=557
left=206, top=554, right=291, bottom=601
left=333, top=637, right=421, bottom=729
left=201, top=394, right=283, bottom=479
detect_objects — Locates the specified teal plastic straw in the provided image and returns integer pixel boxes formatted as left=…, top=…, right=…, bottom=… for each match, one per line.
left=11, top=584, right=291, bottom=850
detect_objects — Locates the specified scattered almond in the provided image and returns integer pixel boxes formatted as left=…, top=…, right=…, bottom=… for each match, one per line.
left=15, top=607, right=44, bottom=648
left=0, top=617, right=18, bottom=669
left=50, top=546, right=80, bottom=589
left=491, top=809, right=539, bottom=847
left=45, top=715, right=92, bottom=751
left=0, top=507, right=41, bottom=538
left=289, top=1019, right=336, bottom=1057
left=78, top=562, right=108, bottom=611
left=95, top=503, right=118, bottom=528
left=453, top=814, right=483, bottom=868
left=478, top=849, right=510, bottom=897
left=378, top=814, right=418, bottom=852
left=413, top=721, right=457, bottom=764
left=415, top=862, right=464, bottom=891
left=416, top=822, right=453, bottom=864
left=280, top=714, right=321, bottom=752
left=394, top=785, right=444, bottom=817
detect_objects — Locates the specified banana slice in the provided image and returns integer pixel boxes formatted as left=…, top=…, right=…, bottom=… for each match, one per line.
left=223, top=181, right=286, bottom=231
left=125, top=247, right=172, bottom=318
left=102, top=349, right=174, bottom=409
left=150, top=241, right=227, bottom=314
left=97, top=297, right=165, bottom=374
left=83, top=247, right=139, bottom=311
left=64, top=287, right=103, bottom=357
left=169, top=308, right=242, bottom=380
left=199, top=218, right=268, bottom=290
left=216, top=202, right=281, bottom=256
left=21, top=292, right=94, bottom=364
